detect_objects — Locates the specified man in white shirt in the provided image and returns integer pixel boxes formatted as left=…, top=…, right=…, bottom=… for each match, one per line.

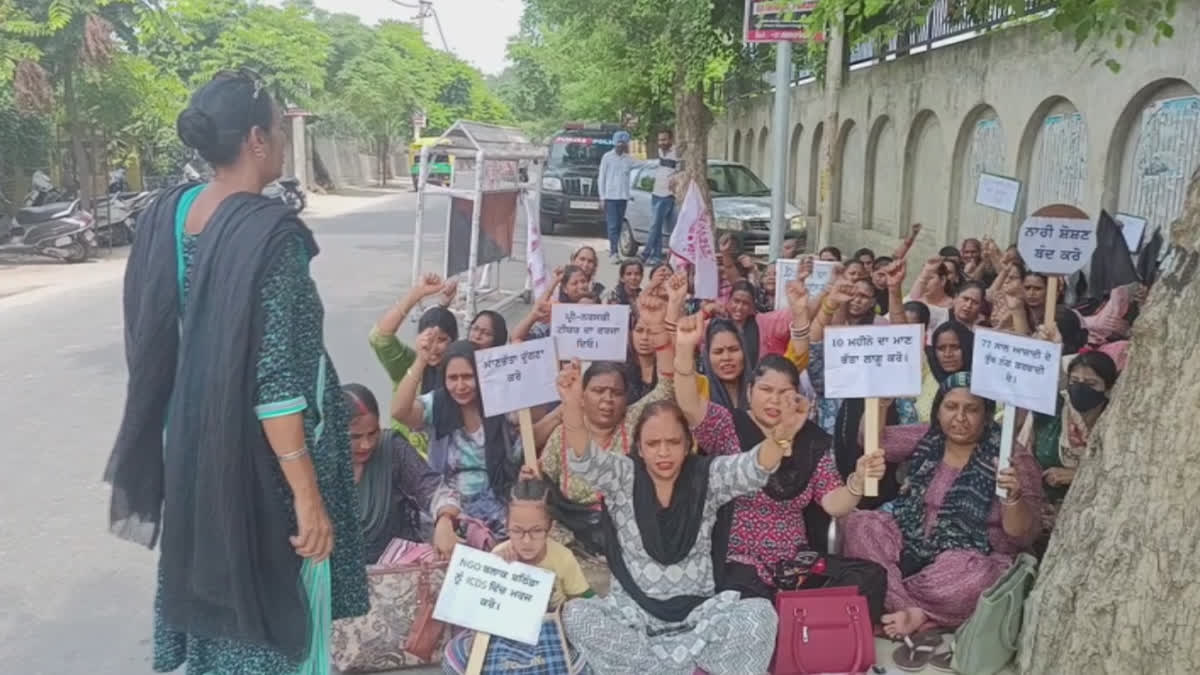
left=643, top=129, right=679, bottom=264
left=598, top=130, right=635, bottom=262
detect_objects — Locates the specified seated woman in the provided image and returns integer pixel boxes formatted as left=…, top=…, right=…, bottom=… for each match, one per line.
left=950, top=281, right=988, bottom=327
left=841, top=372, right=1044, bottom=637
left=604, top=258, right=644, bottom=304
left=808, top=274, right=917, bottom=434
left=391, top=337, right=523, bottom=557
left=571, top=245, right=606, bottom=297
left=1032, top=351, right=1118, bottom=541
left=726, top=279, right=793, bottom=363
left=442, top=474, right=594, bottom=674
left=703, top=318, right=751, bottom=411
left=915, top=321, right=974, bottom=422
left=676, top=331, right=885, bottom=599
left=343, top=383, right=439, bottom=562
left=370, top=273, right=462, bottom=458
left=556, top=356, right=786, bottom=675
left=539, top=294, right=676, bottom=554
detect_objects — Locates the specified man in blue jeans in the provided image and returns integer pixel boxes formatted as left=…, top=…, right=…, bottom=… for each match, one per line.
left=598, top=130, right=636, bottom=262
left=644, top=129, right=680, bottom=264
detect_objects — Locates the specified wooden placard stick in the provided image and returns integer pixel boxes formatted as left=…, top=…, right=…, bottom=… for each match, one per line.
left=863, top=397, right=880, bottom=497
left=1043, top=275, right=1059, bottom=330
left=996, top=406, right=1017, bottom=498
left=518, top=407, right=539, bottom=476
left=465, top=632, right=491, bottom=675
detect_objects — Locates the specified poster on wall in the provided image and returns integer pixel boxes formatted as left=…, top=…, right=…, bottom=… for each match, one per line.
left=743, top=0, right=820, bottom=43
left=975, top=173, right=1021, bottom=213
left=445, top=192, right=519, bottom=278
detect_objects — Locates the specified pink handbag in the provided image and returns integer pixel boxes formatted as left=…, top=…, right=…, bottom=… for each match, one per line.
left=771, top=587, right=876, bottom=675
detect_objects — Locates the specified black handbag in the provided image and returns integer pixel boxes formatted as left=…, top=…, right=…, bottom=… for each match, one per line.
left=774, top=553, right=887, bottom=624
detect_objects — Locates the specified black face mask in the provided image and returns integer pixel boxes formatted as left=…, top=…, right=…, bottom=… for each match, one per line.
left=1067, top=383, right=1107, bottom=413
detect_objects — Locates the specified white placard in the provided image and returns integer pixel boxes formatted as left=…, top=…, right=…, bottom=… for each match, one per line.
left=823, top=324, right=924, bottom=399
left=774, top=259, right=798, bottom=309
left=475, top=338, right=560, bottom=417
left=975, top=173, right=1021, bottom=214
left=551, top=303, right=630, bottom=362
left=1115, top=212, right=1147, bottom=253
left=1016, top=215, right=1096, bottom=275
left=432, top=544, right=555, bottom=646
left=774, top=258, right=836, bottom=308
left=969, top=328, right=1062, bottom=416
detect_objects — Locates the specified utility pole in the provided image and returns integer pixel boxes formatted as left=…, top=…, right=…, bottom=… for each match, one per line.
left=767, top=41, right=792, bottom=261
left=817, top=11, right=845, bottom=251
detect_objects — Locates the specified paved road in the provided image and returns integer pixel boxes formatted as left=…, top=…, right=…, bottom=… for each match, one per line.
left=0, top=189, right=609, bottom=674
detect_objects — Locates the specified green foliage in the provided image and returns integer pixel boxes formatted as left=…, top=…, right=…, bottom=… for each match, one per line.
left=500, top=0, right=779, bottom=139
left=78, top=51, right=187, bottom=162
left=0, top=83, right=50, bottom=172
left=803, top=0, right=1176, bottom=75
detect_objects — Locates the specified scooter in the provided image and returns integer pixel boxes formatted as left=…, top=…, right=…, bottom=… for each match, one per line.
left=92, top=189, right=158, bottom=246
left=0, top=188, right=96, bottom=263
left=263, top=176, right=306, bottom=213
left=23, top=170, right=72, bottom=207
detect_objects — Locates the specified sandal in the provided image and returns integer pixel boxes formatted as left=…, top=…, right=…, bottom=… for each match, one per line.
left=929, top=639, right=955, bottom=672
left=892, top=631, right=942, bottom=672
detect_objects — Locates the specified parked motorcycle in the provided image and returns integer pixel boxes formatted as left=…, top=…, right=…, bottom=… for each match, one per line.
left=23, top=170, right=72, bottom=207
left=0, top=188, right=96, bottom=263
left=92, top=189, right=157, bottom=247
left=263, top=176, right=306, bottom=213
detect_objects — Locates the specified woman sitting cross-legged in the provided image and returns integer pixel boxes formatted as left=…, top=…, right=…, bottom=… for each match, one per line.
left=556, top=347, right=788, bottom=675
left=674, top=303, right=885, bottom=600
left=840, top=372, right=1044, bottom=638
left=391, top=336, right=523, bottom=557
left=342, top=384, right=439, bottom=563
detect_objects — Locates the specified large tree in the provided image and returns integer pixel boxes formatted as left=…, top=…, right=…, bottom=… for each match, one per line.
left=520, top=0, right=762, bottom=204
left=1019, top=170, right=1200, bottom=672
left=2, top=0, right=150, bottom=202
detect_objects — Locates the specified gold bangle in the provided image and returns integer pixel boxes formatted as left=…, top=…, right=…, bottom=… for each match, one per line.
left=846, top=472, right=864, bottom=497
left=675, top=366, right=696, bottom=376
left=277, top=446, right=308, bottom=463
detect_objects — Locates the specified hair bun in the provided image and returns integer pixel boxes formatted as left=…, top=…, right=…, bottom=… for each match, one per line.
left=176, top=107, right=218, bottom=154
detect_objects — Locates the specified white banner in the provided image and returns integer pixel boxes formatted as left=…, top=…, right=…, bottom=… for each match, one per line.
left=1016, top=215, right=1096, bottom=276
left=969, top=328, right=1061, bottom=416
left=668, top=181, right=719, bottom=299
left=551, top=303, right=630, bottom=362
left=523, top=192, right=548, bottom=299
left=432, top=544, right=555, bottom=646
left=475, top=338, right=560, bottom=417
left=823, top=324, right=924, bottom=399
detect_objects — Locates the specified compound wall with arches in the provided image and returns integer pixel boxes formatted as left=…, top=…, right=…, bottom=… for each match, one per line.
left=714, top=5, right=1200, bottom=260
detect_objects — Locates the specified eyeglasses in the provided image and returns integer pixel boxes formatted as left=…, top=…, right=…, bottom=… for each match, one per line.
left=508, top=526, right=549, bottom=541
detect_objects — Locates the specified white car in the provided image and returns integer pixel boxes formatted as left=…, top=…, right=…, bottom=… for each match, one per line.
left=618, top=159, right=806, bottom=258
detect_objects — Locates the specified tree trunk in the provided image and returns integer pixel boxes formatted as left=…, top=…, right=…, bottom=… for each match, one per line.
left=1019, top=168, right=1200, bottom=673
left=674, top=73, right=712, bottom=212
left=62, top=63, right=92, bottom=206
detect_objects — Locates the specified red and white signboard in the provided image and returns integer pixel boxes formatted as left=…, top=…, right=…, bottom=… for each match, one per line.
left=744, top=0, right=821, bottom=43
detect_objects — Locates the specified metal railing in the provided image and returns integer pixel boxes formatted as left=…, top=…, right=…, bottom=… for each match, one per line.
left=722, top=0, right=1055, bottom=102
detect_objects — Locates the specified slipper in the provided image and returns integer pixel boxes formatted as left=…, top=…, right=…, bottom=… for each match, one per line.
left=887, top=628, right=941, bottom=645
left=929, top=638, right=955, bottom=673
left=929, top=649, right=954, bottom=672
left=892, top=633, right=941, bottom=672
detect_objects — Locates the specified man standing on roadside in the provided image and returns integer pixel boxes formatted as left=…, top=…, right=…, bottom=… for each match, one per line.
left=599, top=130, right=636, bottom=262
left=642, top=129, right=679, bottom=264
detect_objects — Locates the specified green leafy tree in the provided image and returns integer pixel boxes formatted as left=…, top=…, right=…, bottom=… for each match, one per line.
left=77, top=51, right=187, bottom=172
left=141, top=0, right=330, bottom=106
left=1, top=0, right=151, bottom=202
